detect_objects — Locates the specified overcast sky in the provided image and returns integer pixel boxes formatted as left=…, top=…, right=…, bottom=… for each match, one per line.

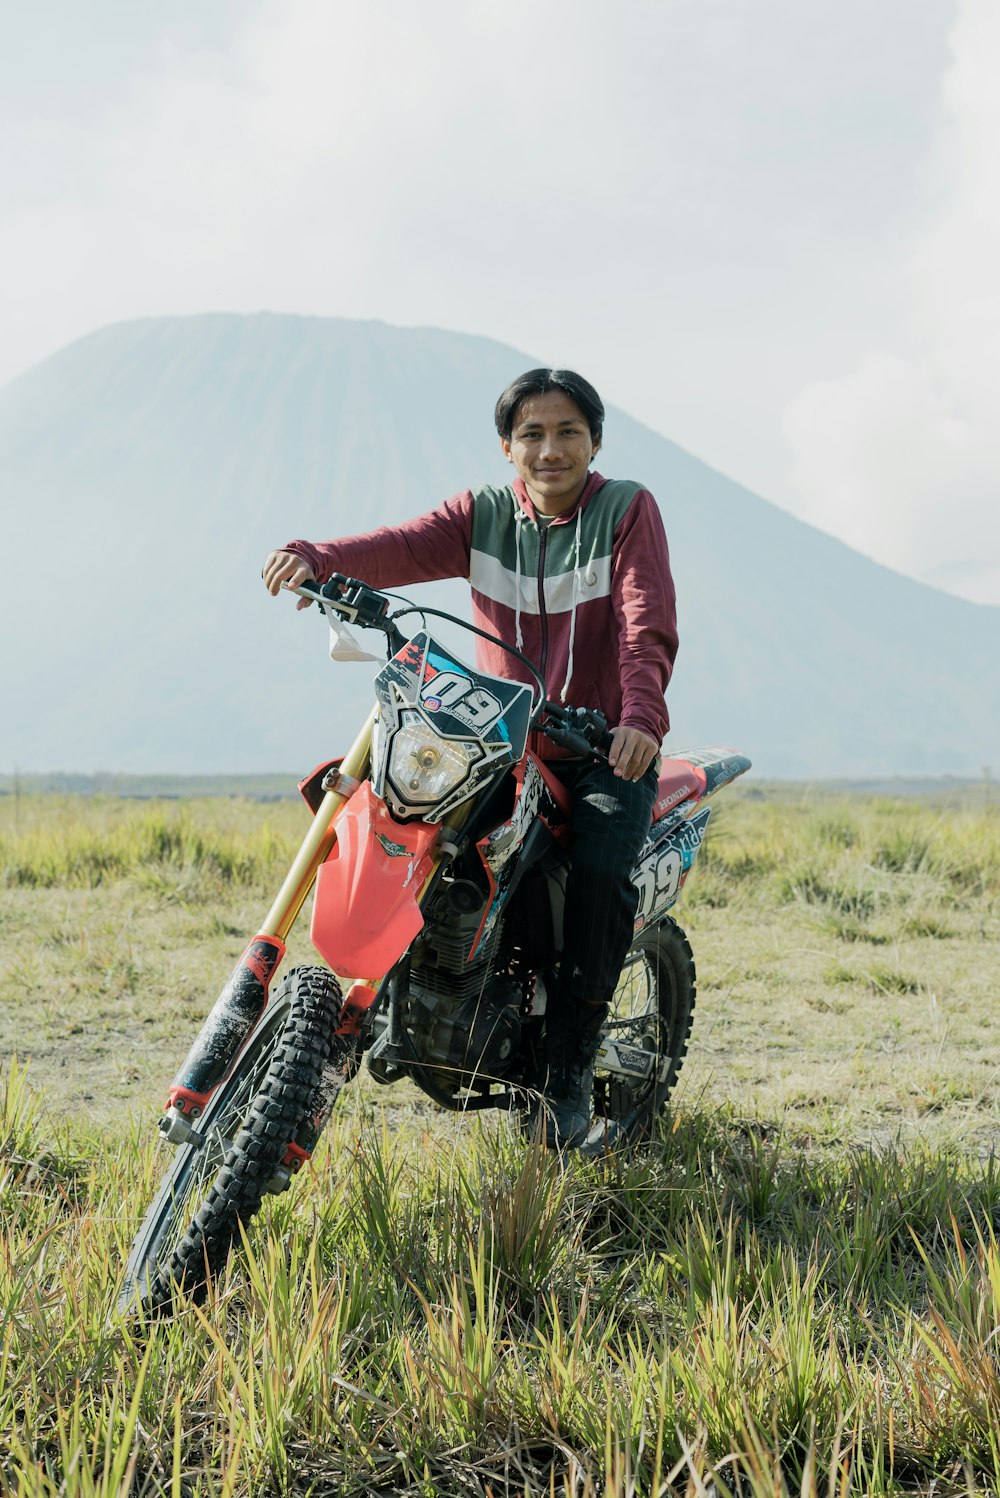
left=3, top=0, right=997, bottom=604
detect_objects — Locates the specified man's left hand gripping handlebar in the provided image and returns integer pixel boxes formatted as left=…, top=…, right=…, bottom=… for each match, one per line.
left=262, top=550, right=319, bottom=610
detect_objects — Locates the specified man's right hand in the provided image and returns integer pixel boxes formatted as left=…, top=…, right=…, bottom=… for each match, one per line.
left=262, top=550, right=318, bottom=609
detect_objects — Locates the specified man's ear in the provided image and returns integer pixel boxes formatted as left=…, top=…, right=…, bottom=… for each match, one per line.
left=501, top=436, right=513, bottom=463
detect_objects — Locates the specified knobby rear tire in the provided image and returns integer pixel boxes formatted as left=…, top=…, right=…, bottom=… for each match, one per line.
left=581, top=915, right=696, bottom=1156
left=118, top=965, right=343, bottom=1317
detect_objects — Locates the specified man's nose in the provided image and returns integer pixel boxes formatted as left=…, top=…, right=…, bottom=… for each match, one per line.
left=539, top=430, right=563, bottom=457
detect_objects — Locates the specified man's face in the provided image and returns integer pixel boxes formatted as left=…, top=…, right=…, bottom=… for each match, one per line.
left=501, top=390, right=599, bottom=515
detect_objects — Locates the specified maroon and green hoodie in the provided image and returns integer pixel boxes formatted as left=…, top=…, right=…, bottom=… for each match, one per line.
left=283, top=471, right=678, bottom=757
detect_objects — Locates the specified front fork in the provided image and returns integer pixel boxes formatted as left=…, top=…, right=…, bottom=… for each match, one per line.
left=161, top=713, right=378, bottom=1144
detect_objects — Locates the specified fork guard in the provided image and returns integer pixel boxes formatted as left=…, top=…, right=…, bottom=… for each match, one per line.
left=310, top=781, right=438, bottom=979
left=167, top=934, right=286, bottom=1112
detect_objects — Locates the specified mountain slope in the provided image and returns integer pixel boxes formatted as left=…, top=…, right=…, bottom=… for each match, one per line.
left=2, top=313, right=997, bottom=776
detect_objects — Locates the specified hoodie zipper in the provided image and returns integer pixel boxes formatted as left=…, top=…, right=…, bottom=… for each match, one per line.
left=536, top=524, right=549, bottom=685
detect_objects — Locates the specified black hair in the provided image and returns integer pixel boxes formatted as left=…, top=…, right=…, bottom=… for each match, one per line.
left=494, top=368, right=605, bottom=445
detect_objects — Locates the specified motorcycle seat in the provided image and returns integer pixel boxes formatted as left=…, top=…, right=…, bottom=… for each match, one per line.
left=652, top=747, right=751, bottom=820
left=652, top=757, right=708, bottom=822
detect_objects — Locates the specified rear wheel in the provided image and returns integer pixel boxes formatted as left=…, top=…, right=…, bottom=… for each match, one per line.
left=582, top=916, right=696, bottom=1155
left=118, top=965, right=343, bottom=1317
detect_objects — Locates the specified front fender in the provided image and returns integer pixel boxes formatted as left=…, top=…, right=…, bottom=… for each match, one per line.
left=310, top=782, right=437, bottom=979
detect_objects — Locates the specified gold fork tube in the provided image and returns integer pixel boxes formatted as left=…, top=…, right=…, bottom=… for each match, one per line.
left=260, top=712, right=375, bottom=942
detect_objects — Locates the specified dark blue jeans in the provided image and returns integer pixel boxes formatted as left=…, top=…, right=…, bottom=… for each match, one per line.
left=549, top=757, right=658, bottom=1004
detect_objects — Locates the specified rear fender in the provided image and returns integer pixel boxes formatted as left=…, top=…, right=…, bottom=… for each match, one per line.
left=310, top=782, right=437, bottom=979
left=651, top=748, right=751, bottom=823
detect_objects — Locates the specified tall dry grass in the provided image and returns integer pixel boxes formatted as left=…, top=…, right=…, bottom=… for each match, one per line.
left=1, top=786, right=998, bottom=1492
left=3, top=1059, right=1000, bottom=1495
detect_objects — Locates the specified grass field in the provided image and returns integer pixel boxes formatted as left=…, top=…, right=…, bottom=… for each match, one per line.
left=1, top=785, right=999, bottom=1495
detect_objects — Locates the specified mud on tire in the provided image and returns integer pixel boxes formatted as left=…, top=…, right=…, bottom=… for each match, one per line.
left=118, top=965, right=343, bottom=1316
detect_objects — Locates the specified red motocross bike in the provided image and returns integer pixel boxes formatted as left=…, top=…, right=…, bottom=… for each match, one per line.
left=119, top=575, right=750, bottom=1314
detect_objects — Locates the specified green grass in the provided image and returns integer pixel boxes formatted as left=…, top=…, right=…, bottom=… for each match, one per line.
left=1, top=786, right=999, bottom=1493
left=0, top=797, right=294, bottom=891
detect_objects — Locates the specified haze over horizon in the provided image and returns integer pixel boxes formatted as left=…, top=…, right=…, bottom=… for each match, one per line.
left=3, top=0, right=998, bottom=607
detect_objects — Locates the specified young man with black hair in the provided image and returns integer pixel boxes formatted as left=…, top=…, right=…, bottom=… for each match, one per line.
left=263, top=368, right=678, bottom=1148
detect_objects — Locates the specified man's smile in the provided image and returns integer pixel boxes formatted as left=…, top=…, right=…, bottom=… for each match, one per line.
left=501, top=389, right=600, bottom=515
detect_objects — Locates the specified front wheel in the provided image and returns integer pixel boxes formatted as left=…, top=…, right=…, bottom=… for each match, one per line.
left=581, top=916, right=696, bottom=1155
left=118, top=965, right=343, bottom=1317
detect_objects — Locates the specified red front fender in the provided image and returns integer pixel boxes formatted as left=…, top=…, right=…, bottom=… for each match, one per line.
left=310, top=782, right=437, bottom=979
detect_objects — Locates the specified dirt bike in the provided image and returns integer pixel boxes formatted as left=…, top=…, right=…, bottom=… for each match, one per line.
left=118, top=574, right=750, bottom=1315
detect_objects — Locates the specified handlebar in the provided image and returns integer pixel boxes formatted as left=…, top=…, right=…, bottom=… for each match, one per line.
left=293, top=575, right=410, bottom=654
left=296, top=575, right=392, bottom=627
left=535, top=701, right=615, bottom=760
left=287, top=575, right=619, bottom=763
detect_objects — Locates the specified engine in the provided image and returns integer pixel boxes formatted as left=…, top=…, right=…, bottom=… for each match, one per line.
left=366, top=874, right=524, bottom=1091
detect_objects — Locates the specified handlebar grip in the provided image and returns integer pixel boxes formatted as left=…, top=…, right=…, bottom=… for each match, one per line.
left=559, top=728, right=600, bottom=758
left=593, top=726, right=614, bottom=755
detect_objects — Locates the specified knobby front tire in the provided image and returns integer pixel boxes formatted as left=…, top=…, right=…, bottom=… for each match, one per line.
left=118, top=965, right=343, bottom=1317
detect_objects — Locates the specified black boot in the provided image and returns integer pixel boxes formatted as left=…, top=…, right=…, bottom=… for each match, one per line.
left=534, top=994, right=609, bottom=1150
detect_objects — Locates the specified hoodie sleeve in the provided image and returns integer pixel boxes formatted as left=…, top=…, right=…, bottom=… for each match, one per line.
left=282, top=489, right=475, bottom=590
left=611, top=490, right=678, bottom=742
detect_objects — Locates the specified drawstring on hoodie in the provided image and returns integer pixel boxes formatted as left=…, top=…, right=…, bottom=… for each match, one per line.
left=513, top=507, right=524, bottom=651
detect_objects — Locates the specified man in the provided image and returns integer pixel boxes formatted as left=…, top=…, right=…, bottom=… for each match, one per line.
left=263, top=368, right=678, bottom=1147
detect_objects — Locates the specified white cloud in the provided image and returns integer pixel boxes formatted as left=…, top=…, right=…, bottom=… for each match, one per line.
left=781, top=0, right=1000, bottom=603
left=0, top=0, right=634, bottom=375
left=2, top=0, right=960, bottom=551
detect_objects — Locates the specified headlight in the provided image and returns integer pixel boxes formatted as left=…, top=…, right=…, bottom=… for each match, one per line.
left=387, top=716, right=478, bottom=806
